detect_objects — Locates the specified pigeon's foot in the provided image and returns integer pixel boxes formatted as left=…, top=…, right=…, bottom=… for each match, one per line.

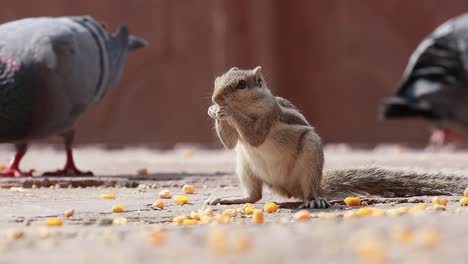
left=43, top=167, right=93, bottom=177
left=0, top=167, right=33, bottom=177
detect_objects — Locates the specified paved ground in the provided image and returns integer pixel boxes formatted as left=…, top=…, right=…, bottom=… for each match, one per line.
left=1, top=144, right=468, bottom=264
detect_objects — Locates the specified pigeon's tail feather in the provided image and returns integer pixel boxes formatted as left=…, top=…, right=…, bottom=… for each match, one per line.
left=379, top=97, right=440, bottom=120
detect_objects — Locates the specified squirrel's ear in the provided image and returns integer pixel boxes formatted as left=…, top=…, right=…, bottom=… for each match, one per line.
left=253, top=66, right=262, bottom=76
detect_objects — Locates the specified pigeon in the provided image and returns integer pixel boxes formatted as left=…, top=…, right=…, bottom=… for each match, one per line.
left=0, top=16, right=147, bottom=177
left=380, top=13, right=468, bottom=145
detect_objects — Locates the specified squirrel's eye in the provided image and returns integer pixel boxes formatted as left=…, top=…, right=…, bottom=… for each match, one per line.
left=237, top=80, right=247, bottom=89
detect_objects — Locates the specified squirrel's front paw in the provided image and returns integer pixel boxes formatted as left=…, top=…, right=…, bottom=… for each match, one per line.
left=208, top=105, right=218, bottom=119
left=216, top=106, right=232, bottom=120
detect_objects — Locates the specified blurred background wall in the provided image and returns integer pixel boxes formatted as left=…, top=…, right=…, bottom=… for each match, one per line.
left=1, top=0, right=467, bottom=147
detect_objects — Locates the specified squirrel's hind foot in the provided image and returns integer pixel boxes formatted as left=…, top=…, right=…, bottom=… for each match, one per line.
left=301, top=197, right=330, bottom=209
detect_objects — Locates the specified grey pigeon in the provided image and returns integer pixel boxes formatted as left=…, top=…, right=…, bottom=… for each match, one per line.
left=380, top=14, right=468, bottom=145
left=0, top=16, right=147, bottom=176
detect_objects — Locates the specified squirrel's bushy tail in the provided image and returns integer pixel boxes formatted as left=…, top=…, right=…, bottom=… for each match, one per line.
left=321, top=167, right=468, bottom=200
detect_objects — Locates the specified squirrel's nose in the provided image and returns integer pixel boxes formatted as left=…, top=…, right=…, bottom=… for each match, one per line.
left=212, top=94, right=224, bottom=105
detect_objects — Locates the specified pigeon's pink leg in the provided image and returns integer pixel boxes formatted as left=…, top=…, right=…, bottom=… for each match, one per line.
left=0, top=144, right=34, bottom=177
left=43, top=147, right=93, bottom=176
left=43, top=131, right=93, bottom=176
left=430, top=128, right=466, bottom=146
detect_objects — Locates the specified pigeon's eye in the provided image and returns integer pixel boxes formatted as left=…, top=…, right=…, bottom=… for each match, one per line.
left=237, top=80, right=247, bottom=89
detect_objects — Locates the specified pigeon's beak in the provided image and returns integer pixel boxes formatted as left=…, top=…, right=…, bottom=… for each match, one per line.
left=128, top=35, right=148, bottom=50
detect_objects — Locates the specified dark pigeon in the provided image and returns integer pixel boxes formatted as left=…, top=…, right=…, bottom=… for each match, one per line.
left=0, top=16, right=147, bottom=176
left=380, top=14, right=468, bottom=145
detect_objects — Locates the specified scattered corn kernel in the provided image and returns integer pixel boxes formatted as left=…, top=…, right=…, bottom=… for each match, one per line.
left=233, top=232, right=252, bottom=253
left=252, top=210, right=264, bottom=224
left=216, top=213, right=232, bottom=224
left=152, top=199, right=164, bottom=209
left=354, top=236, right=387, bottom=264
left=183, top=149, right=193, bottom=157
left=390, top=228, right=413, bottom=245
left=361, top=201, right=369, bottom=207
left=464, top=188, right=468, bottom=197
left=159, top=189, right=172, bottom=199
left=36, top=227, right=54, bottom=239
left=173, top=195, right=190, bottom=204
left=244, top=207, right=254, bottom=215
left=112, top=204, right=125, bottom=213
left=173, top=215, right=187, bottom=224
left=208, top=227, right=226, bottom=256
left=344, top=197, right=361, bottom=206
left=183, top=219, right=197, bottom=226
left=190, top=211, right=201, bottom=221
left=318, top=212, right=340, bottom=219
left=203, top=207, right=214, bottom=217
left=45, top=218, right=63, bottom=226
left=137, top=168, right=148, bottom=176
left=294, top=210, right=311, bottom=221
left=148, top=226, right=166, bottom=246
left=418, top=229, right=441, bottom=248
left=460, top=197, right=468, bottom=206
left=243, top=203, right=255, bottom=209
left=9, top=187, right=24, bottom=192
left=263, top=202, right=278, bottom=213
left=431, top=204, right=446, bottom=211
left=386, top=207, right=410, bottom=217
left=222, top=208, right=237, bottom=217
left=6, top=229, right=25, bottom=240
left=182, top=184, right=196, bottom=194
left=200, top=215, right=213, bottom=224
left=64, top=209, right=74, bottom=217
left=432, top=197, right=448, bottom=206
left=100, top=194, right=116, bottom=200
left=112, top=218, right=128, bottom=225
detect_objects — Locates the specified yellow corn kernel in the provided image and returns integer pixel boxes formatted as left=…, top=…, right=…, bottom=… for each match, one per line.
left=464, top=188, right=468, bottom=197
left=45, top=218, right=63, bottom=226
left=344, top=197, right=361, bottom=206
left=233, top=232, right=252, bottom=253
left=183, top=149, right=193, bottom=157
left=243, top=203, right=255, bottom=209
left=190, top=211, right=201, bottom=221
left=432, top=197, right=448, bottom=206
left=208, top=227, right=226, bottom=257
left=182, top=184, right=196, bottom=194
left=390, top=228, right=413, bottom=245
left=112, top=218, right=128, bottom=225
left=6, top=229, right=25, bottom=240
left=159, top=189, right=172, bottom=199
left=361, top=201, right=369, bottom=207
left=410, top=203, right=426, bottom=211
left=152, top=199, right=164, bottom=209
left=263, top=202, right=278, bottom=213
left=173, top=195, right=190, bottom=204
left=203, top=207, right=214, bottom=217
left=137, top=168, right=148, bottom=176
left=252, top=210, right=264, bottom=224
left=148, top=226, right=166, bottom=246
left=244, top=206, right=254, bottom=215
left=431, top=204, right=446, bottom=211
left=222, top=208, right=237, bottom=217
left=64, top=209, right=74, bottom=217
left=460, top=197, right=468, bottom=206
left=112, top=204, right=125, bottom=213
left=173, top=215, right=187, bottom=224
left=183, top=219, right=197, bottom=226
left=100, top=194, right=116, bottom=200
left=294, top=210, right=311, bottom=221
left=386, top=207, right=410, bottom=217
left=216, top=213, right=232, bottom=224
left=354, top=236, right=387, bottom=264
left=418, top=229, right=441, bottom=248
left=200, top=215, right=213, bottom=224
